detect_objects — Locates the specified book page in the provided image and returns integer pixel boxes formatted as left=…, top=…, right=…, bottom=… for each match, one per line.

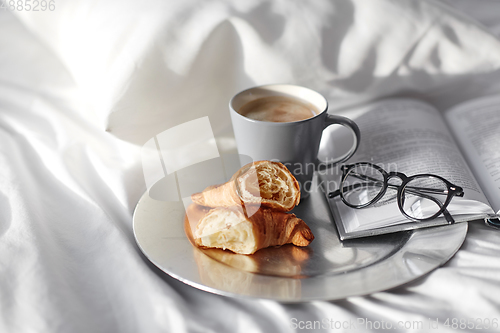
left=445, top=94, right=500, bottom=213
left=321, top=99, right=494, bottom=233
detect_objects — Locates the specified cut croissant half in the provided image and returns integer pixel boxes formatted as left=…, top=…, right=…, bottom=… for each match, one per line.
left=194, top=207, right=314, bottom=255
left=191, top=161, right=300, bottom=212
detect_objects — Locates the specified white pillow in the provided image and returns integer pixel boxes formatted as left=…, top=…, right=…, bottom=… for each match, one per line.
left=15, top=0, right=500, bottom=145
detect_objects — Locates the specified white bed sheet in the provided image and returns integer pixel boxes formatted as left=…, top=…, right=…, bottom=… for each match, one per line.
left=2, top=0, right=500, bottom=332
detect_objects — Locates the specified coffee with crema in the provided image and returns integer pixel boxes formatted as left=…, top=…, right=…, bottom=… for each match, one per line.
left=238, top=96, right=319, bottom=122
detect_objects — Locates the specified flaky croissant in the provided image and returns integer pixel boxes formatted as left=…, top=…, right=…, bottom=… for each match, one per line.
left=194, top=207, right=314, bottom=255
left=191, top=161, right=300, bottom=212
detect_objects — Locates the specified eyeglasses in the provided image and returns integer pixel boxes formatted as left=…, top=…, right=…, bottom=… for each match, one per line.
left=328, top=162, right=464, bottom=223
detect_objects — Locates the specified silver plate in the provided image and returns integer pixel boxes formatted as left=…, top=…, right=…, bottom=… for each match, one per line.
left=133, top=177, right=467, bottom=302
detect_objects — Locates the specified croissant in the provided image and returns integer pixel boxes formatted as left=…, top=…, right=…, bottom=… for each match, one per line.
left=191, top=161, right=300, bottom=212
left=193, top=207, right=314, bottom=255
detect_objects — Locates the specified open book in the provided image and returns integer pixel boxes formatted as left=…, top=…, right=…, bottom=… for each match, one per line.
left=319, top=95, right=500, bottom=239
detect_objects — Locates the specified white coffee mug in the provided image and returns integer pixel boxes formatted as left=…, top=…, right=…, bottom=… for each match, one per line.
left=230, top=84, right=360, bottom=197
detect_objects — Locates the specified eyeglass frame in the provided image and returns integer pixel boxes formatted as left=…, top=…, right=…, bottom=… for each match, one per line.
left=328, top=162, right=465, bottom=224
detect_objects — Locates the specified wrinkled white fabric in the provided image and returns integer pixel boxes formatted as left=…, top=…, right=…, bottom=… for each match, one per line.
left=14, top=0, right=500, bottom=144
left=2, top=0, right=500, bottom=332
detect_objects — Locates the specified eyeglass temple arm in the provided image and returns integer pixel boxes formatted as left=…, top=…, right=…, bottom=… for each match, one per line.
left=442, top=207, right=455, bottom=224
left=328, top=181, right=450, bottom=199
left=328, top=182, right=416, bottom=199
left=353, top=173, right=464, bottom=196
left=329, top=181, right=401, bottom=198
left=330, top=181, right=450, bottom=201
left=329, top=173, right=464, bottom=197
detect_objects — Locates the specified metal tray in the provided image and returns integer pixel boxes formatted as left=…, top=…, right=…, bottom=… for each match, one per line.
left=133, top=176, right=467, bottom=302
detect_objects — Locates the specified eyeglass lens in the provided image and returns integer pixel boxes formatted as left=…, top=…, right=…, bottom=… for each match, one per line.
left=341, top=164, right=385, bottom=206
left=401, top=175, right=449, bottom=220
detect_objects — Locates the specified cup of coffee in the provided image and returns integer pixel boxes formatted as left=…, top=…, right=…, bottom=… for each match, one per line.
left=229, top=84, right=360, bottom=197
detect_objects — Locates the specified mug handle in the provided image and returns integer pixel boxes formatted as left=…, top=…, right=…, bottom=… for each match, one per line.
left=316, top=114, right=360, bottom=170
